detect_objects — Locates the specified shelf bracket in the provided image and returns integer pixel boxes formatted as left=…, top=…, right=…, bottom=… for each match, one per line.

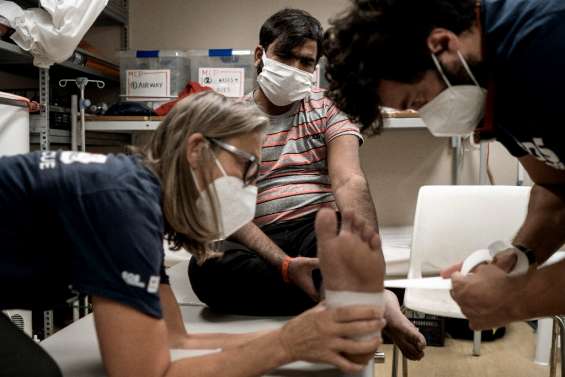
left=39, top=68, right=50, bottom=151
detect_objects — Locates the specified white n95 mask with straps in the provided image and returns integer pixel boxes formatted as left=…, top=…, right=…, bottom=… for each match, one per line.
left=257, top=49, right=314, bottom=106
left=192, top=155, right=257, bottom=241
left=418, top=51, right=486, bottom=137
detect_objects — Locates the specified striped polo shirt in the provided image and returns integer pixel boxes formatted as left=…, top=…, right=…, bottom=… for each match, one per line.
left=244, top=88, right=363, bottom=227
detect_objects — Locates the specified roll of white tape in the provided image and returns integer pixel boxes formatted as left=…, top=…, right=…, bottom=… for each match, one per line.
left=507, top=249, right=530, bottom=276
left=461, top=248, right=493, bottom=275
left=488, top=240, right=530, bottom=276
left=460, top=241, right=530, bottom=277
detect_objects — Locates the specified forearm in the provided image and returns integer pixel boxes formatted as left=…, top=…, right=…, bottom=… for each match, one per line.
left=334, top=174, right=379, bottom=231
left=232, top=222, right=288, bottom=267
left=512, top=260, right=565, bottom=320
left=159, top=284, right=188, bottom=346
left=513, top=184, right=565, bottom=264
left=165, top=329, right=290, bottom=377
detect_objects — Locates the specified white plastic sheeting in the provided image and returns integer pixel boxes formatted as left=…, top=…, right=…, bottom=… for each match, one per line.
left=0, top=0, right=108, bottom=68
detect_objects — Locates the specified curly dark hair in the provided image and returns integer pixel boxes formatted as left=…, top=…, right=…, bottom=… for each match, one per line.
left=324, top=0, right=476, bottom=134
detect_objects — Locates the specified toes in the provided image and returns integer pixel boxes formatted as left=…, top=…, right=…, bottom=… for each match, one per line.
left=350, top=214, right=362, bottom=234
left=369, top=233, right=382, bottom=251
left=361, top=223, right=376, bottom=243
left=315, top=208, right=339, bottom=243
left=340, top=210, right=354, bottom=234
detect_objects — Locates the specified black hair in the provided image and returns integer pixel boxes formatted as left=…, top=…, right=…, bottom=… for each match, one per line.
left=324, top=0, right=476, bottom=134
left=259, top=8, right=324, bottom=68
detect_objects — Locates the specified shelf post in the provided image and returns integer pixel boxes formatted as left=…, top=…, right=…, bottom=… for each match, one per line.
left=39, top=68, right=50, bottom=151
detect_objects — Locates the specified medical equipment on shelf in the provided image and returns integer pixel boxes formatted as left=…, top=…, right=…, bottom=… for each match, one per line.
left=59, top=77, right=105, bottom=152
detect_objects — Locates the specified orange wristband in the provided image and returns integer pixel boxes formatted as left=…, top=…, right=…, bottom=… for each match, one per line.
left=281, top=257, right=293, bottom=284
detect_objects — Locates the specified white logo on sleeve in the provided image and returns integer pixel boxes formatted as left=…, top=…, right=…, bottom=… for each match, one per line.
left=147, top=276, right=161, bottom=294
left=121, top=271, right=161, bottom=294
left=517, top=138, right=565, bottom=170
left=121, top=271, right=146, bottom=289
left=60, top=151, right=108, bottom=165
left=39, top=151, right=58, bottom=170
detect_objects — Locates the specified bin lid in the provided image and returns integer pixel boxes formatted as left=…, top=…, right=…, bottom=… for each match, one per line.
left=0, top=91, right=35, bottom=111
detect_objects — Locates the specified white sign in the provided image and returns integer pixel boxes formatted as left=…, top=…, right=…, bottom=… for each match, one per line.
left=199, top=67, right=245, bottom=98
left=126, top=69, right=170, bottom=100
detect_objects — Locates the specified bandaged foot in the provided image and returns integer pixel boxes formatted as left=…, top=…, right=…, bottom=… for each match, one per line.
left=383, top=290, right=426, bottom=360
left=316, top=209, right=386, bottom=377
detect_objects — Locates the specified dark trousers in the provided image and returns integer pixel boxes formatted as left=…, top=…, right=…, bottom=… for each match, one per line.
left=0, top=313, right=62, bottom=377
left=188, top=213, right=320, bottom=316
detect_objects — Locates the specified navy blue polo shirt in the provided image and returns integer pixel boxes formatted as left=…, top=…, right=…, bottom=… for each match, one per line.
left=483, top=0, right=565, bottom=170
left=0, top=151, right=169, bottom=318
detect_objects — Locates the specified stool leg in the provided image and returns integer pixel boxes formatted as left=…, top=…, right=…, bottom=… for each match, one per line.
left=402, top=353, right=408, bottom=377
left=556, top=317, right=565, bottom=377
left=473, top=330, right=481, bottom=356
left=392, top=344, right=398, bottom=377
left=550, top=317, right=559, bottom=377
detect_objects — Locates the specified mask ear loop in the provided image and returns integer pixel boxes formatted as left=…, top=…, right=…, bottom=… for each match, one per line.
left=431, top=53, right=453, bottom=88
left=456, top=50, right=481, bottom=87
left=211, top=150, right=228, bottom=177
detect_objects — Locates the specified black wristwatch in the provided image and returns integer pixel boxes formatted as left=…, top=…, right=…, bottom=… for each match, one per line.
left=513, top=244, right=537, bottom=266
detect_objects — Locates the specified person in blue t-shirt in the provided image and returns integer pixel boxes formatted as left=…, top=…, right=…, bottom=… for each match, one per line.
left=323, top=0, right=565, bottom=330
left=0, top=91, right=386, bottom=377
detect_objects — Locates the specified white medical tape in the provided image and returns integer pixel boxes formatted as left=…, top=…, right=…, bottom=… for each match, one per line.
left=460, top=240, right=530, bottom=276
left=324, top=290, right=385, bottom=377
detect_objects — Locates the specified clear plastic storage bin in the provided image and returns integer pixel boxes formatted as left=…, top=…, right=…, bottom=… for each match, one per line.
left=118, top=50, right=189, bottom=101
left=188, top=49, right=257, bottom=98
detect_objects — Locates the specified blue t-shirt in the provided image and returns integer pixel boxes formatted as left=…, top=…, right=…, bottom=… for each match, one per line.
left=0, top=151, right=169, bottom=318
left=483, top=0, right=565, bottom=170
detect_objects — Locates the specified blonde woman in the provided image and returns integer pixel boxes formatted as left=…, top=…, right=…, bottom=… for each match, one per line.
left=0, top=91, right=385, bottom=377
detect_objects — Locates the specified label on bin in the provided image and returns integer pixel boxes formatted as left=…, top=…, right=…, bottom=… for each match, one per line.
left=199, top=68, right=244, bottom=98
left=126, top=69, right=171, bottom=100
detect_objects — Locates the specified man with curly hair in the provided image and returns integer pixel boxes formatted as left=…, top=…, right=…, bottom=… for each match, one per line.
left=324, top=0, right=565, bottom=330
left=188, top=8, right=426, bottom=360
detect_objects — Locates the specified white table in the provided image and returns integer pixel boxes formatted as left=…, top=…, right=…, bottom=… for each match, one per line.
left=41, top=305, right=342, bottom=377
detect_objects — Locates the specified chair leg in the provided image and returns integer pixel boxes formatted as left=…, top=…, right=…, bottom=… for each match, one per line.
left=402, top=353, right=408, bottom=377
left=392, top=344, right=399, bottom=377
left=550, top=317, right=559, bottom=377
left=472, top=330, right=481, bottom=356
left=555, top=316, right=565, bottom=377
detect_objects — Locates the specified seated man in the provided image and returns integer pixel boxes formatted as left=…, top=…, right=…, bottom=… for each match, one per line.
left=189, top=8, right=426, bottom=360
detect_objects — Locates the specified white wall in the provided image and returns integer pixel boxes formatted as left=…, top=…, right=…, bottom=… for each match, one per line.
left=129, top=0, right=523, bottom=226
left=129, top=0, right=348, bottom=50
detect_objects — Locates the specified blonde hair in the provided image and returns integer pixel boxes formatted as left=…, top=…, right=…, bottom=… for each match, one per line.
left=141, top=91, right=268, bottom=262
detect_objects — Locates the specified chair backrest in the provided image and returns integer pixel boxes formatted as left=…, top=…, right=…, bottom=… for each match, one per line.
left=408, top=185, right=531, bottom=279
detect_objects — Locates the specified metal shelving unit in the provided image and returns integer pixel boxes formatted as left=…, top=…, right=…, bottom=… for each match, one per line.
left=84, top=116, right=426, bottom=134
left=1, top=1, right=128, bottom=152
left=86, top=120, right=161, bottom=132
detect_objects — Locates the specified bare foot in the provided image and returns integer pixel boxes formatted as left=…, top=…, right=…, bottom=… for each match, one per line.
left=383, top=290, right=426, bottom=360
left=316, top=209, right=385, bottom=293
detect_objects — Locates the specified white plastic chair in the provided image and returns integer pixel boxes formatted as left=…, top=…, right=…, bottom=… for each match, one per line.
left=393, top=185, right=531, bottom=377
